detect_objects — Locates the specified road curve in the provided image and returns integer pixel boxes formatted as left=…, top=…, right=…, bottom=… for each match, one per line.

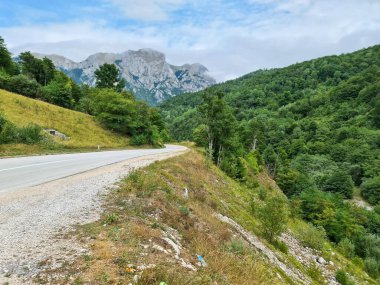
left=0, top=144, right=186, bottom=193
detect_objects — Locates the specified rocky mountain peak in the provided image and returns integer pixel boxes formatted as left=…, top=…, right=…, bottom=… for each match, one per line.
left=34, top=49, right=215, bottom=105
left=134, top=48, right=166, bottom=61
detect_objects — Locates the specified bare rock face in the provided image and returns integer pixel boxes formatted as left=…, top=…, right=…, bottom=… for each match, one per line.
left=34, top=49, right=216, bottom=105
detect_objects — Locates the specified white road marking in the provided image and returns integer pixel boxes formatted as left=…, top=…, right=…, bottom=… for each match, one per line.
left=0, top=158, right=85, bottom=172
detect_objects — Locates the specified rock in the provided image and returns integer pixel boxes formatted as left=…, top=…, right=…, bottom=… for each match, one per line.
left=152, top=244, right=169, bottom=254
left=133, top=275, right=139, bottom=283
left=33, top=50, right=216, bottom=104
left=329, top=261, right=334, bottom=266
left=217, top=214, right=312, bottom=285
left=183, top=188, right=189, bottom=199
left=140, top=243, right=149, bottom=249
left=317, top=257, right=327, bottom=265
left=162, top=237, right=181, bottom=258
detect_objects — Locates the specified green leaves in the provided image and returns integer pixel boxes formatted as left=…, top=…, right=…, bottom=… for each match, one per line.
left=322, top=170, right=354, bottom=199
left=0, top=113, right=43, bottom=145
left=94, top=63, right=125, bottom=92
left=87, top=88, right=167, bottom=147
left=257, top=196, right=289, bottom=242
left=361, top=176, right=380, bottom=205
left=197, top=90, right=244, bottom=178
left=0, top=36, right=17, bottom=75
left=19, top=52, right=55, bottom=86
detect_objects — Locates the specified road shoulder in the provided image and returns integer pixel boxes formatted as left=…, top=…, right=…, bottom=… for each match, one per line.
left=0, top=149, right=187, bottom=284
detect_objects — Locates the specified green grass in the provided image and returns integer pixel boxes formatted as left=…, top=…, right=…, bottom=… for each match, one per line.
left=0, top=89, right=130, bottom=155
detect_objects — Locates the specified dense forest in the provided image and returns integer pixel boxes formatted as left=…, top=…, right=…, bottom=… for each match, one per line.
left=161, top=45, right=380, bottom=279
left=0, top=36, right=168, bottom=146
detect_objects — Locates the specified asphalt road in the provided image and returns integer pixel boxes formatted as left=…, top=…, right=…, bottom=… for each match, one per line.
left=0, top=145, right=186, bottom=193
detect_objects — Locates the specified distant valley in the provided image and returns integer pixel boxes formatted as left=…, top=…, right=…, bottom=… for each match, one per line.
left=33, top=49, right=216, bottom=105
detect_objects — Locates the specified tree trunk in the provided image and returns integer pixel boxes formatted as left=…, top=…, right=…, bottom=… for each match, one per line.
left=217, top=145, right=223, bottom=167
left=251, top=136, right=257, bottom=151
left=207, top=126, right=214, bottom=161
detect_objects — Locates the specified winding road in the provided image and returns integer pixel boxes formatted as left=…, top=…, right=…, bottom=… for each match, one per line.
left=0, top=144, right=186, bottom=193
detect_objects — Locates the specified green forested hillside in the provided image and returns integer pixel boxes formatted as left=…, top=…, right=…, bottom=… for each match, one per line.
left=161, top=45, right=380, bottom=279
left=161, top=45, right=380, bottom=198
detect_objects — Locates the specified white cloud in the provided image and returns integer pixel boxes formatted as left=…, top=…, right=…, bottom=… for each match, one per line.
left=1, top=0, right=380, bottom=82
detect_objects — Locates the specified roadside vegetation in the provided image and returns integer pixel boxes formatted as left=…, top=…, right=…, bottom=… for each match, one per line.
left=34, top=149, right=377, bottom=284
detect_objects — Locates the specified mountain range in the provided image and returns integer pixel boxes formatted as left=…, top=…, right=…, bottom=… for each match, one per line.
left=34, top=49, right=216, bottom=105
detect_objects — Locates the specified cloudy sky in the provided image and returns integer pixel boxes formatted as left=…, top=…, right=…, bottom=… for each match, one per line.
left=0, top=0, right=379, bottom=81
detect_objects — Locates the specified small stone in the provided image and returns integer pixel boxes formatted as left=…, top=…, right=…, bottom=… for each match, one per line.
left=317, top=257, right=326, bottom=265
left=329, top=261, right=334, bottom=266
left=137, top=265, right=146, bottom=271
left=183, top=188, right=189, bottom=199
left=133, top=275, right=140, bottom=282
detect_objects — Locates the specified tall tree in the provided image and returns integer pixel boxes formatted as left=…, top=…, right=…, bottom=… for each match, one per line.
left=198, top=90, right=242, bottom=176
left=94, top=63, right=125, bottom=92
left=0, top=36, right=17, bottom=75
left=42, top=57, right=55, bottom=85
left=19, top=52, right=55, bottom=85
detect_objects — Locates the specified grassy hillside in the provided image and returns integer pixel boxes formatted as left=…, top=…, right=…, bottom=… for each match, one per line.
left=35, top=149, right=377, bottom=285
left=0, top=89, right=129, bottom=155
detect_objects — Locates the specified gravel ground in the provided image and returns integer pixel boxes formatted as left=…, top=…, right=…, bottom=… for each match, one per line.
left=0, top=150, right=186, bottom=284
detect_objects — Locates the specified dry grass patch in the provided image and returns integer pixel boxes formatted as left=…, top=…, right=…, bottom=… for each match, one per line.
left=36, top=150, right=285, bottom=284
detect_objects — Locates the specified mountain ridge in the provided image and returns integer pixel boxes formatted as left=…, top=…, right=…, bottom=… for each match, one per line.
left=33, top=49, right=216, bottom=105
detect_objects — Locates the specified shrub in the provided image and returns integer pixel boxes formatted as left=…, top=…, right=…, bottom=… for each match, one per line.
left=295, top=223, right=327, bottom=251
left=130, top=134, right=148, bottom=146
left=361, top=176, right=380, bottom=205
left=220, top=155, right=246, bottom=180
left=88, top=88, right=167, bottom=147
left=355, top=234, right=380, bottom=258
left=364, top=257, right=380, bottom=279
left=179, top=205, right=190, bottom=216
left=0, top=120, right=17, bottom=143
left=258, top=196, right=289, bottom=242
left=322, top=170, right=354, bottom=199
left=289, top=199, right=302, bottom=220
left=18, top=124, right=43, bottom=144
left=192, top=124, right=208, bottom=147
left=0, top=114, right=43, bottom=144
left=272, top=239, right=288, bottom=254
left=245, top=151, right=260, bottom=174
left=277, top=168, right=315, bottom=197
left=307, top=264, right=325, bottom=284
left=3, top=74, right=40, bottom=98
left=335, top=269, right=354, bottom=285
left=337, top=238, right=355, bottom=258
left=0, top=70, right=10, bottom=88
left=103, top=213, right=119, bottom=225
left=41, top=77, right=74, bottom=108
left=226, top=239, right=245, bottom=255
left=258, top=186, right=267, bottom=201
